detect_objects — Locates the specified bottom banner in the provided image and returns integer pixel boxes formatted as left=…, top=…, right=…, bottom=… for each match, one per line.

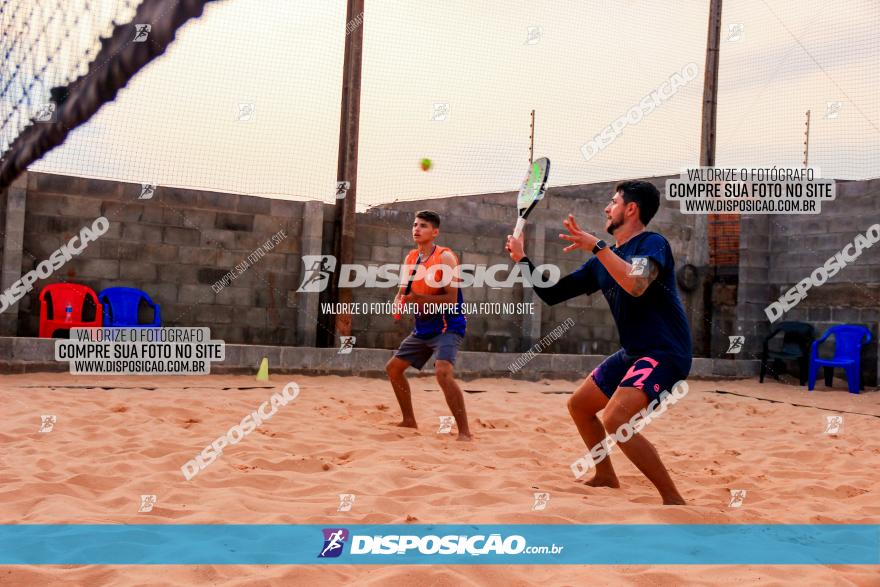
left=0, top=524, right=878, bottom=564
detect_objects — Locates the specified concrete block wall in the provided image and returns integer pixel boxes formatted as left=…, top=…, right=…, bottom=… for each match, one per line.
left=8, top=172, right=703, bottom=359
left=10, top=169, right=875, bottom=382
left=736, top=214, right=773, bottom=358
left=0, top=174, right=27, bottom=335
left=12, top=172, right=304, bottom=345
left=356, top=175, right=706, bottom=355
left=0, top=187, right=5, bottom=258
left=736, top=178, right=880, bottom=385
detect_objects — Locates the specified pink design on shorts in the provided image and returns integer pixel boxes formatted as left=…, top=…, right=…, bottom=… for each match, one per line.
left=621, top=357, right=659, bottom=390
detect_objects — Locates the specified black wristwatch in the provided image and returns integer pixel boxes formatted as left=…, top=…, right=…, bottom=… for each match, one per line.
left=592, top=239, right=608, bottom=255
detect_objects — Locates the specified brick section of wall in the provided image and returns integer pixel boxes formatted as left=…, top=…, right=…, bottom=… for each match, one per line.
left=709, top=213, right=740, bottom=267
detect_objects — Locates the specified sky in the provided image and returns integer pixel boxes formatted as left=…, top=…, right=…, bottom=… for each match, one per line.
left=9, top=0, right=879, bottom=209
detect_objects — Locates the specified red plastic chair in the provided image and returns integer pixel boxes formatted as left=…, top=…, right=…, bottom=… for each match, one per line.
left=38, top=283, right=103, bottom=338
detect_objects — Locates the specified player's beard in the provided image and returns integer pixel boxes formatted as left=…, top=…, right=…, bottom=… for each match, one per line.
left=606, top=217, right=622, bottom=235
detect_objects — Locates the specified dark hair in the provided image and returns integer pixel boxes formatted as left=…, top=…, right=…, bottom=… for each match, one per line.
left=615, top=180, right=660, bottom=225
left=415, top=210, right=440, bottom=228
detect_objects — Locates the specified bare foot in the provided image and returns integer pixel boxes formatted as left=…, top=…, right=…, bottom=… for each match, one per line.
left=456, top=432, right=472, bottom=441
left=581, top=472, right=620, bottom=488
left=661, top=494, right=686, bottom=505
left=397, top=420, right=418, bottom=429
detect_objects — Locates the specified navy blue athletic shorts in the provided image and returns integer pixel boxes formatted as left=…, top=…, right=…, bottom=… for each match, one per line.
left=589, top=349, right=691, bottom=403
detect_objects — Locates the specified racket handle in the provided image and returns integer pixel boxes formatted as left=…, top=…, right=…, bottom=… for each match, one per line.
left=512, top=217, right=527, bottom=239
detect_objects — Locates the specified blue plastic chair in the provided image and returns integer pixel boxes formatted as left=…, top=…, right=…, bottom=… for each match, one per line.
left=98, top=287, right=161, bottom=327
left=807, top=325, right=872, bottom=394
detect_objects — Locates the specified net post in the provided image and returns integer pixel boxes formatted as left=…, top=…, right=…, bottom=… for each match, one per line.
left=698, top=0, right=724, bottom=357
left=330, top=0, right=366, bottom=342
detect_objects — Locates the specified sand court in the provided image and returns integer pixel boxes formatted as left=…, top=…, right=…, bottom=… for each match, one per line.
left=1, top=373, right=878, bottom=584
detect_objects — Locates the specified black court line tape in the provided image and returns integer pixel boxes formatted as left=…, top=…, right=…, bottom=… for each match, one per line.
left=710, top=389, right=880, bottom=419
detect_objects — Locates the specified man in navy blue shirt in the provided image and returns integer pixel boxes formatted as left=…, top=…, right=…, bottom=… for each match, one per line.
left=506, top=180, right=692, bottom=505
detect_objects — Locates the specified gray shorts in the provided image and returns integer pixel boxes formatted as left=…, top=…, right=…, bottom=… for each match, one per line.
left=393, top=332, right=463, bottom=370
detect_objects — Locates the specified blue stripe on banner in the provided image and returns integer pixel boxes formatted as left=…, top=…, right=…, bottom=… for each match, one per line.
left=0, top=525, right=878, bottom=565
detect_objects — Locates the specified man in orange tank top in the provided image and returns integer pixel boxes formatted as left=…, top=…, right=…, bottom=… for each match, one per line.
left=385, top=210, right=472, bottom=441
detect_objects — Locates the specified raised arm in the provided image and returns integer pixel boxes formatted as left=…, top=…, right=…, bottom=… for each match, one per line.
left=506, top=233, right=598, bottom=306
left=558, top=215, right=659, bottom=297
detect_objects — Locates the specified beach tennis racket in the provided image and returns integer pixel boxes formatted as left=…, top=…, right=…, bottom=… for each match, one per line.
left=512, top=157, right=550, bottom=239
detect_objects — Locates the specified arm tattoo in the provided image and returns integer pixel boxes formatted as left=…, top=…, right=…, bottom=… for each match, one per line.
left=630, top=258, right=659, bottom=297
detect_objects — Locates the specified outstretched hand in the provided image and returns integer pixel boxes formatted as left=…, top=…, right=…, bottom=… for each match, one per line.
left=559, top=214, right=598, bottom=253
